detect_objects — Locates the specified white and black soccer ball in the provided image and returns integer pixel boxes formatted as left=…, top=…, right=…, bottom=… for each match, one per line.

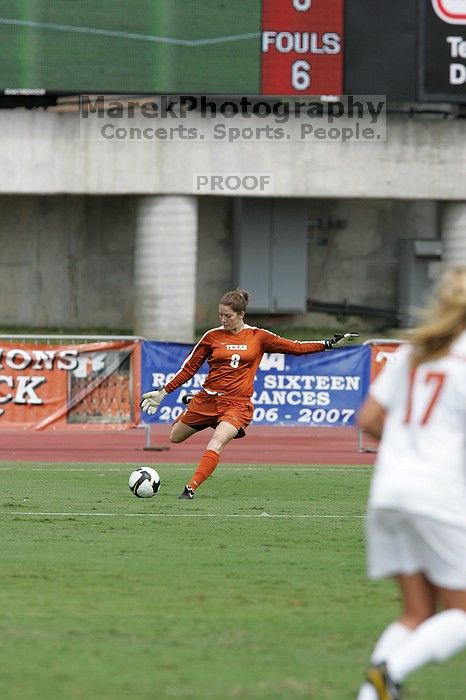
left=128, top=467, right=161, bottom=498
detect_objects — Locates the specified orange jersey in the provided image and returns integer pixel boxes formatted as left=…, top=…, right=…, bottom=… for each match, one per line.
left=164, top=325, right=325, bottom=398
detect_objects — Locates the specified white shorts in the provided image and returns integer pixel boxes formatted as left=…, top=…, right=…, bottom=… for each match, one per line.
left=367, top=508, right=466, bottom=590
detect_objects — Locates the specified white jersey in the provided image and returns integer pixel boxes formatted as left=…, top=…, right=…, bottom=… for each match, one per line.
left=368, top=331, right=466, bottom=529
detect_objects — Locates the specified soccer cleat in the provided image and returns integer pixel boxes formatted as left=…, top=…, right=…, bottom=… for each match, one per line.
left=366, top=663, right=402, bottom=700
left=178, top=485, right=195, bottom=500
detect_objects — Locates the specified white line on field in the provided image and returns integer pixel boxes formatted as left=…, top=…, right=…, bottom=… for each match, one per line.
left=0, top=466, right=371, bottom=473
left=4, top=511, right=365, bottom=519
left=0, top=17, right=260, bottom=47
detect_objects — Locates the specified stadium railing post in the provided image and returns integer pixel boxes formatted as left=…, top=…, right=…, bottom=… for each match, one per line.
left=141, top=421, right=170, bottom=452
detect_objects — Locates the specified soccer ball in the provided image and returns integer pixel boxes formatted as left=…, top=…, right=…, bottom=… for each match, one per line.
left=128, top=467, right=161, bottom=498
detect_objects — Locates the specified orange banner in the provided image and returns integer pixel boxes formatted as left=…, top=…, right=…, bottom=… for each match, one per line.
left=369, top=342, right=404, bottom=383
left=0, top=341, right=139, bottom=430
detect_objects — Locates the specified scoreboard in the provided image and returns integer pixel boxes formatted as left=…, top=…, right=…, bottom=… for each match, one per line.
left=0, top=0, right=343, bottom=96
left=261, top=0, right=343, bottom=95
left=0, top=0, right=464, bottom=102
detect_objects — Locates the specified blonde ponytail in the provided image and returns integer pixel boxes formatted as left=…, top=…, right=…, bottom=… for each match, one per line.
left=410, top=266, right=466, bottom=366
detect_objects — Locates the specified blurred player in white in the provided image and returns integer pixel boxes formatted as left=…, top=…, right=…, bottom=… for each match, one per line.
left=356, top=266, right=466, bottom=700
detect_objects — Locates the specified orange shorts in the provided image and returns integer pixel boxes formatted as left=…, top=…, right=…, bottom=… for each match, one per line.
left=175, top=391, right=254, bottom=439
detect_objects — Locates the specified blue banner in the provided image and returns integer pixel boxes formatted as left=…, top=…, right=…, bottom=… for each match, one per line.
left=141, top=341, right=371, bottom=427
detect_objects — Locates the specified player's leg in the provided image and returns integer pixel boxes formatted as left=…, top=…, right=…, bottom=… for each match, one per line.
left=366, top=516, right=466, bottom=698
left=179, top=421, right=238, bottom=499
left=357, top=625, right=410, bottom=698
left=169, top=421, right=199, bottom=444
left=380, top=584, right=466, bottom=691
left=397, top=572, right=437, bottom=628
left=357, top=573, right=434, bottom=699
left=379, top=517, right=466, bottom=688
left=205, top=420, right=239, bottom=453
left=170, top=393, right=216, bottom=444
left=358, top=510, right=436, bottom=699
left=440, top=586, right=466, bottom=612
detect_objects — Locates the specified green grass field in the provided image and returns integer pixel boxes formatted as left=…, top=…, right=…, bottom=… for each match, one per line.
left=1, top=462, right=465, bottom=699
left=0, top=1, right=260, bottom=93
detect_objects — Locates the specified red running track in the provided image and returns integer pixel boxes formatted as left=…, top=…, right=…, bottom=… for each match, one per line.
left=0, top=426, right=377, bottom=465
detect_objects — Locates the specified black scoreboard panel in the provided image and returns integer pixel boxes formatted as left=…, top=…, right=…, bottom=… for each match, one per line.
left=344, top=0, right=466, bottom=104
left=420, top=0, right=466, bottom=101
left=344, top=0, right=418, bottom=102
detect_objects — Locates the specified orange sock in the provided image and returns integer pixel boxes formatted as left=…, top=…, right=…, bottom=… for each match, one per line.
left=187, top=449, right=220, bottom=491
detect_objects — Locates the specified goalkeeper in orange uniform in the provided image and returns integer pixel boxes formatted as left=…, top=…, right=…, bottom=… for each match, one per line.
left=141, top=288, right=357, bottom=498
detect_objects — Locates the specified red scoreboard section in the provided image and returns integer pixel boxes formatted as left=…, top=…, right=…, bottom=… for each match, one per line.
left=261, top=0, right=344, bottom=95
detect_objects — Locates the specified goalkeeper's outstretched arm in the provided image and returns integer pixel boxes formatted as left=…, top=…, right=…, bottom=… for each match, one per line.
left=323, top=332, right=359, bottom=349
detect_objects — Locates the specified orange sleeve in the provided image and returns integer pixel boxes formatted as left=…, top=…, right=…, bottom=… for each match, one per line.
left=259, top=330, right=325, bottom=355
left=164, top=335, right=211, bottom=393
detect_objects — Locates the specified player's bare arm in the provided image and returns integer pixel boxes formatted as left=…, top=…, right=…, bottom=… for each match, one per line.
left=358, top=396, right=386, bottom=441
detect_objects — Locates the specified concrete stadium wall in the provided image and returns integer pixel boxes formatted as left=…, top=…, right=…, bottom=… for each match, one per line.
left=196, top=197, right=234, bottom=329
left=195, top=198, right=439, bottom=331
left=0, top=110, right=465, bottom=199
left=0, top=193, right=436, bottom=333
left=304, top=199, right=439, bottom=329
left=0, top=195, right=136, bottom=330
left=0, top=109, right=462, bottom=337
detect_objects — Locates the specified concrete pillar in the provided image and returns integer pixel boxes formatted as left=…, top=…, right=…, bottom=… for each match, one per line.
left=134, top=196, right=198, bottom=341
left=442, top=202, right=466, bottom=265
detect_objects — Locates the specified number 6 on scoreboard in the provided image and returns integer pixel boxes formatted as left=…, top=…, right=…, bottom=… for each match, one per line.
left=292, top=60, right=311, bottom=90
left=293, top=0, right=312, bottom=9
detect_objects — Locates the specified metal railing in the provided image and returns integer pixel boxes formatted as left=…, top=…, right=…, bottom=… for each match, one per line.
left=0, top=334, right=142, bottom=343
